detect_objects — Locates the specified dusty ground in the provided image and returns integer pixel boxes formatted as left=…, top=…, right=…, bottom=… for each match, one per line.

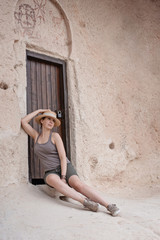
left=0, top=182, right=160, bottom=240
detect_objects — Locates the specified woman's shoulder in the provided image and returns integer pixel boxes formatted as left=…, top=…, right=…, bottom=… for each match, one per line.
left=51, top=132, right=61, bottom=142
left=51, top=132, right=60, bottom=137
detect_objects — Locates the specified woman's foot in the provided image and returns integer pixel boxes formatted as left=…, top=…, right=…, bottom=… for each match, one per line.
left=83, top=198, right=99, bottom=212
left=107, top=204, right=120, bottom=216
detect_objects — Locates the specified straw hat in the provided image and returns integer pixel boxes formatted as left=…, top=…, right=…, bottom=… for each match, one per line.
left=34, top=111, right=61, bottom=127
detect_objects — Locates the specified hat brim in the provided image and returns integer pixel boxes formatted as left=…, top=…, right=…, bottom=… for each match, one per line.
left=34, top=114, right=61, bottom=127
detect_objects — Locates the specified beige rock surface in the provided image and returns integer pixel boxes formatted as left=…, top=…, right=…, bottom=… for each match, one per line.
left=0, top=183, right=160, bottom=240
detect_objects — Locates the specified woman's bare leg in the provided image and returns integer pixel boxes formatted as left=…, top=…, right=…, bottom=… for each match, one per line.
left=68, top=175, right=109, bottom=208
left=46, top=174, right=85, bottom=204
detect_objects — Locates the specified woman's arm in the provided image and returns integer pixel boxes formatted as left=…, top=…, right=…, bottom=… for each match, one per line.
left=53, top=133, right=67, bottom=182
left=21, top=109, right=49, bottom=140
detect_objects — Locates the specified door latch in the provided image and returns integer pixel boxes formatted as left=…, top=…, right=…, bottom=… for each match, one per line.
left=57, top=110, right=62, bottom=118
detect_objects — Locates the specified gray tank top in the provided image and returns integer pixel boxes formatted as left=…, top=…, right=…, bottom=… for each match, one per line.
left=34, top=132, right=70, bottom=175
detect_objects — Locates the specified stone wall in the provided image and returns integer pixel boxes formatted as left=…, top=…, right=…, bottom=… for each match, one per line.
left=0, top=0, right=160, bottom=187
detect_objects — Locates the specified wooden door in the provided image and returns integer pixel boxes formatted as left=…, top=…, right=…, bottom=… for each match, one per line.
left=26, top=50, right=70, bottom=185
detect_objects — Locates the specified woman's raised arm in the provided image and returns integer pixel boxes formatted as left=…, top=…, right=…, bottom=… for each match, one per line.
left=21, top=109, right=49, bottom=140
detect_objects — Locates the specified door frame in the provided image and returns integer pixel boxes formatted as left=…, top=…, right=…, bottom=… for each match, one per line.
left=26, top=50, right=71, bottom=182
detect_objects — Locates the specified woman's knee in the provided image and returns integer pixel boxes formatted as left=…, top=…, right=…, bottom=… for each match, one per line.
left=46, top=174, right=61, bottom=187
left=69, top=177, right=84, bottom=192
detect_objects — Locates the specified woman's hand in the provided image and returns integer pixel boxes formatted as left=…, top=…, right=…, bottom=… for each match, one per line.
left=61, top=178, right=67, bottom=184
left=38, top=109, right=51, bottom=113
left=61, top=175, right=67, bottom=184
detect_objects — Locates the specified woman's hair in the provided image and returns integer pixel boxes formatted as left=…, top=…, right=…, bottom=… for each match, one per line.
left=40, top=117, right=46, bottom=127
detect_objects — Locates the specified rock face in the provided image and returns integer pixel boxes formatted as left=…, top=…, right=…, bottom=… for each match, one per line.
left=0, top=0, right=160, bottom=187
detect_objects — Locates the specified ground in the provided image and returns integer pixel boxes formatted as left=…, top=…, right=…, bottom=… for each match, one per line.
left=0, top=182, right=160, bottom=240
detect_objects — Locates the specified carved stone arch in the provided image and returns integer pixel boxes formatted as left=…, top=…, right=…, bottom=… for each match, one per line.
left=14, top=0, right=73, bottom=58
left=50, top=0, right=73, bottom=57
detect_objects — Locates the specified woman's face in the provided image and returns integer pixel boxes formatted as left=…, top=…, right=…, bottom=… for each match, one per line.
left=41, top=117, right=55, bottom=129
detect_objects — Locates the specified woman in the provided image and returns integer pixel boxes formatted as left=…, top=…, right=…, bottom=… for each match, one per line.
left=21, top=109, right=120, bottom=216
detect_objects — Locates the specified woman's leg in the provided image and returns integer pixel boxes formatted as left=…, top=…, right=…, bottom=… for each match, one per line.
left=46, top=174, right=99, bottom=212
left=68, top=175, right=109, bottom=208
left=46, top=174, right=84, bottom=204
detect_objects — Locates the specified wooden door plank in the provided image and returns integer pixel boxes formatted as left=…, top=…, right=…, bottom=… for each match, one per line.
left=30, top=60, right=37, bottom=178
left=56, top=67, right=63, bottom=137
left=50, top=65, right=57, bottom=111
left=46, top=64, right=52, bottom=110
left=41, top=62, right=47, bottom=109
left=36, top=61, right=42, bottom=112
left=27, top=59, right=33, bottom=182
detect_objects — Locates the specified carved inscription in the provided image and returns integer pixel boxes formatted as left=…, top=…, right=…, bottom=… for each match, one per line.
left=34, top=0, right=47, bottom=24
left=14, top=0, right=47, bottom=36
left=14, top=4, right=36, bottom=36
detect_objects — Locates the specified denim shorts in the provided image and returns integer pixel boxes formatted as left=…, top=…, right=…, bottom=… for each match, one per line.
left=44, top=162, right=78, bottom=185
